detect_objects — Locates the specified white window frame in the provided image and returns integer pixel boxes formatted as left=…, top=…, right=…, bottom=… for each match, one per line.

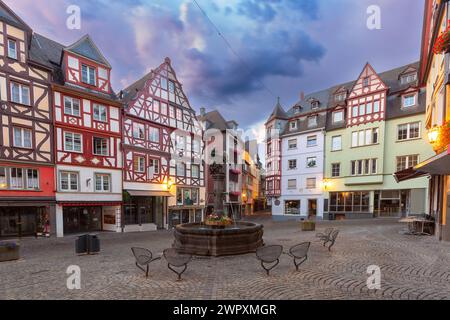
left=26, top=168, right=39, bottom=190
left=287, top=179, right=297, bottom=190
left=10, top=82, right=30, bottom=105
left=307, top=135, right=317, bottom=147
left=95, top=173, right=110, bottom=192
left=133, top=123, right=145, bottom=139
left=402, top=94, right=416, bottom=108
left=93, top=104, right=108, bottom=122
left=191, top=164, right=200, bottom=178
left=0, top=167, right=7, bottom=189
left=10, top=167, right=24, bottom=189
left=331, top=135, right=342, bottom=151
left=134, top=156, right=145, bottom=173
left=7, top=39, right=17, bottom=60
left=306, top=157, right=317, bottom=168
left=289, top=121, right=297, bottom=131
left=81, top=64, right=96, bottom=86
left=149, top=127, right=160, bottom=143
left=59, top=171, right=79, bottom=192
left=288, top=139, right=297, bottom=150
left=13, top=127, right=32, bottom=149
left=64, top=97, right=81, bottom=116
left=332, top=110, right=344, bottom=123
left=307, top=116, right=317, bottom=128
left=288, top=159, right=297, bottom=170
left=64, top=132, right=82, bottom=153
left=331, top=163, right=341, bottom=177
left=306, top=178, right=316, bottom=189
left=93, top=137, right=109, bottom=156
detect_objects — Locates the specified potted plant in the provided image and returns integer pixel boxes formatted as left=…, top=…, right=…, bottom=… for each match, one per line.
left=433, top=26, right=450, bottom=54
left=300, top=219, right=316, bottom=231
left=204, top=214, right=233, bottom=228
left=0, top=241, right=20, bottom=262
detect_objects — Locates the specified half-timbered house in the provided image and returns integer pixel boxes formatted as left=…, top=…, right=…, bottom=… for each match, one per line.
left=0, top=2, right=55, bottom=237
left=34, top=34, right=123, bottom=237
left=121, top=58, right=205, bottom=231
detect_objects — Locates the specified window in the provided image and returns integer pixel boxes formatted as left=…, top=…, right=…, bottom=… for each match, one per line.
left=60, top=172, right=78, bottom=191
left=176, top=108, right=182, bottom=121
left=161, top=102, right=168, bottom=115
left=26, top=169, right=39, bottom=190
left=289, top=121, right=297, bottom=131
left=307, top=135, right=317, bottom=147
left=267, top=162, right=272, bottom=170
left=10, top=168, right=24, bottom=189
left=311, top=101, right=319, bottom=109
left=306, top=157, right=317, bottom=168
left=193, top=140, right=201, bottom=154
left=307, top=116, right=317, bottom=127
left=366, top=102, right=373, bottom=114
left=287, top=179, right=297, bottom=190
left=373, top=101, right=380, bottom=113
left=397, top=122, right=420, bottom=140
left=396, top=155, right=419, bottom=171
left=288, top=159, right=297, bottom=170
left=359, top=104, right=366, bottom=116
left=81, top=64, right=96, bottom=86
left=169, top=106, right=175, bottom=118
left=403, top=94, right=416, bottom=108
left=267, top=142, right=272, bottom=156
left=285, top=200, right=300, bottom=215
left=352, top=106, right=358, bottom=117
left=13, top=127, right=32, bottom=148
left=10, top=82, right=30, bottom=105
left=335, top=93, right=346, bottom=102
left=149, top=159, right=160, bottom=176
left=0, top=168, right=6, bottom=189
left=176, top=135, right=186, bottom=151
left=331, top=136, right=342, bottom=151
left=64, top=97, right=80, bottom=116
left=134, top=156, right=145, bottom=173
left=177, top=162, right=186, bottom=176
left=93, top=104, right=107, bottom=122
left=329, top=192, right=370, bottom=213
left=93, top=137, right=108, bottom=156
left=7, top=39, right=17, bottom=59
left=306, top=178, right=316, bottom=189
left=133, top=123, right=145, bottom=139
left=351, top=159, right=377, bottom=176
left=331, top=163, right=341, bottom=177
left=332, top=111, right=343, bottom=123
left=363, top=77, right=370, bottom=87
left=351, top=128, right=378, bottom=147
left=192, top=164, right=200, bottom=178
left=149, top=127, right=160, bottom=143
left=168, top=81, right=175, bottom=93
left=288, top=139, right=297, bottom=150
left=95, top=174, right=110, bottom=192
left=64, top=132, right=82, bottom=152
left=401, top=73, right=417, bottom=84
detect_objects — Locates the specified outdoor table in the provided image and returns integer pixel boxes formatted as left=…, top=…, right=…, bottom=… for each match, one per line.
left=398, top=218, right=433, bottom=236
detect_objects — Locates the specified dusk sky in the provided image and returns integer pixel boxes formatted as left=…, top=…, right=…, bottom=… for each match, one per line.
left=7, top=0, right=425, bottom=141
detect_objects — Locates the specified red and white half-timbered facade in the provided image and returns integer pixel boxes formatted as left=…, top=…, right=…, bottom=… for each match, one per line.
left=122, top=58, right=205, bottom=231
left=52, top=35, right=123, bottom=237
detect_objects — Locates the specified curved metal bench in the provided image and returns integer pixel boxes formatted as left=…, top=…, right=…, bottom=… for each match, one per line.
left=316, top=228, right=333, bottom=241
left=256, top=245, right=283, bottom=275
left=131, top=247, right=161, bottom=278
left=163, top=248, right=192, bottom=281
left=287, top=242, right=310, bottom=271
left=324, top=230, right=340, bottom=251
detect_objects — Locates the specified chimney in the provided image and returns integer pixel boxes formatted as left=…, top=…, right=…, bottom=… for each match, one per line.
left=200, top=107, right=206, bottom=116
left=300, top=91, right=305, bottom=101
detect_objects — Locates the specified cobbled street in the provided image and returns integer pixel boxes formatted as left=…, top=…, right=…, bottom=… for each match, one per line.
left=1, top=217, right=450, bottom=300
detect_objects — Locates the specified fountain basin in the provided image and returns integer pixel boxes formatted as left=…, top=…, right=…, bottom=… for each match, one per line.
left=173, top=221, right=264, bottom=256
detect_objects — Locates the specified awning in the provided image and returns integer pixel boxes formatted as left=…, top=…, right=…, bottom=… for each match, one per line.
left=393, top=145, right=450, bottom=182
left=60, top=202, right=122, bottom=207
left=126, top=190, right=173, bottom=197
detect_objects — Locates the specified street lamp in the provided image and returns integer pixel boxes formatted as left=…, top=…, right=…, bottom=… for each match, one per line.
left=427, top=128, right=439, bottom=144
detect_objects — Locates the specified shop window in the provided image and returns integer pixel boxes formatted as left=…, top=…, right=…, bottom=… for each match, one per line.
left=285, top=200, right=300, bottom=215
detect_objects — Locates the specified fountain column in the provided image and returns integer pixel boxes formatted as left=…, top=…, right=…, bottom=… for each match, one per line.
left=209, top=163, right=226, bottom=217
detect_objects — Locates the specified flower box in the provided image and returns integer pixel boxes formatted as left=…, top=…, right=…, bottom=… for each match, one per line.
left=229, top=191, right=241, bottom=197
left=300, top=220, right=316, bottom=231
left=0, top=242, right=20, bottom=262
left=433, top=27, right=450, bottom=54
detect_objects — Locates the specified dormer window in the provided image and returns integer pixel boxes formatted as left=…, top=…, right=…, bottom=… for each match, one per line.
left=7, top=39, right=17, bottom=60
left=307, top=115, right=318, bottom=128
left=332, top=110, right=344, bottom=123
left=293, top=106, right=301, bottom=114
left=400, top=73, right=417, bottom=85
left=289, top=121, right=297, bottom=131
left=81, top=64, right=96, bottom=86
left=335, top=93, right=346, bottom=102
left=311, top=101, right=319, bottom=109
left=403, top=94, right=416, bottom=108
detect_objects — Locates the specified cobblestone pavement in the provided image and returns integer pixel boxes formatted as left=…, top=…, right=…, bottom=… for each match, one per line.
left=1, top=217, right=450, bottom=300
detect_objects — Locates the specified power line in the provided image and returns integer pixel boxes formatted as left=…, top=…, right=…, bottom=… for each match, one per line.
left=192, top=0, right=277, bottom=98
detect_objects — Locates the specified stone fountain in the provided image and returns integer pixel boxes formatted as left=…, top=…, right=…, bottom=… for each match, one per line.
left=172, top=162, right=264, bottom=256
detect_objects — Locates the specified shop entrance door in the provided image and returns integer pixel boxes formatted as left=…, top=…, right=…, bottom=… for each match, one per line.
left=63, top=207, right=102, bottom=234
left=0, top=207, right=39, bottom=237
left=308, top=199, right=317, bottom=219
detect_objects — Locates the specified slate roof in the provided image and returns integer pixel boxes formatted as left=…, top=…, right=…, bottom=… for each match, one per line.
left=65, top=35, right=111, bottom=68
left=277, top=61, right=422, bottom=135
left=198, top=110, right=237, bottom=131
left=266, top=98, right=288, bottom=123
left=0, top=1, right=31, bottom=32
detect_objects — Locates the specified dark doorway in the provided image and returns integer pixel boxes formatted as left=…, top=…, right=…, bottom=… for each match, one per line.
left=308, top=199, right=317, bottom=219
left=63, top=206, right=102, bottom=234
left=0, top=207, right=44, bottom=237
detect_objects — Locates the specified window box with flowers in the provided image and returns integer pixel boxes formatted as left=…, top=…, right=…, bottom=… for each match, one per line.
left=433, top=26, right=450, bottom=54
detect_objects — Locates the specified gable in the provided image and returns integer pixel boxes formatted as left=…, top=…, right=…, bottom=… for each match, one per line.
left=348, top=63, right=387, bottom=99
left=0, top=1, right=31, bottom=33
left=398, top=66, right=417, bottom=78
left=66, top=35, right=110, bottom=67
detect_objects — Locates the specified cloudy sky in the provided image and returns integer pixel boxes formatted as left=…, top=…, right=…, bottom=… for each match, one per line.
left=7, top=0, right=424, bottom=141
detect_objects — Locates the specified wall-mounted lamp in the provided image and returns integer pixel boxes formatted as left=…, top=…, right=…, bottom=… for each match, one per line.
left=163, top=179, right=174, bottom=191
left=427, top=128, right=439, bottom=144
left=322, top=179, right=332, bottom=191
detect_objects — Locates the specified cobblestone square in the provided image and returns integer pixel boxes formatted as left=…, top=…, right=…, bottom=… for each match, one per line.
left=1, top=217, right=450, bottom=300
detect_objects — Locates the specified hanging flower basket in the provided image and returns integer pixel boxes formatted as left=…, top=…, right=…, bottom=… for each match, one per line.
left=229, top=191, right=241, bottom=197
left=433, top=27, right=450, bottom=54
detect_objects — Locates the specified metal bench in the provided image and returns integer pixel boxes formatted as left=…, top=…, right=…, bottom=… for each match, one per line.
left=131, top=247, right=161, bottom=278
left=287, top=242, right=310, bottom=271
left=256, top=245, right=283, bottom=275
left=316, top=228, right=333, bottom=241
left=323, top=230, right=339, bottom=251
left=163, top=248, right=192, bottom=281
